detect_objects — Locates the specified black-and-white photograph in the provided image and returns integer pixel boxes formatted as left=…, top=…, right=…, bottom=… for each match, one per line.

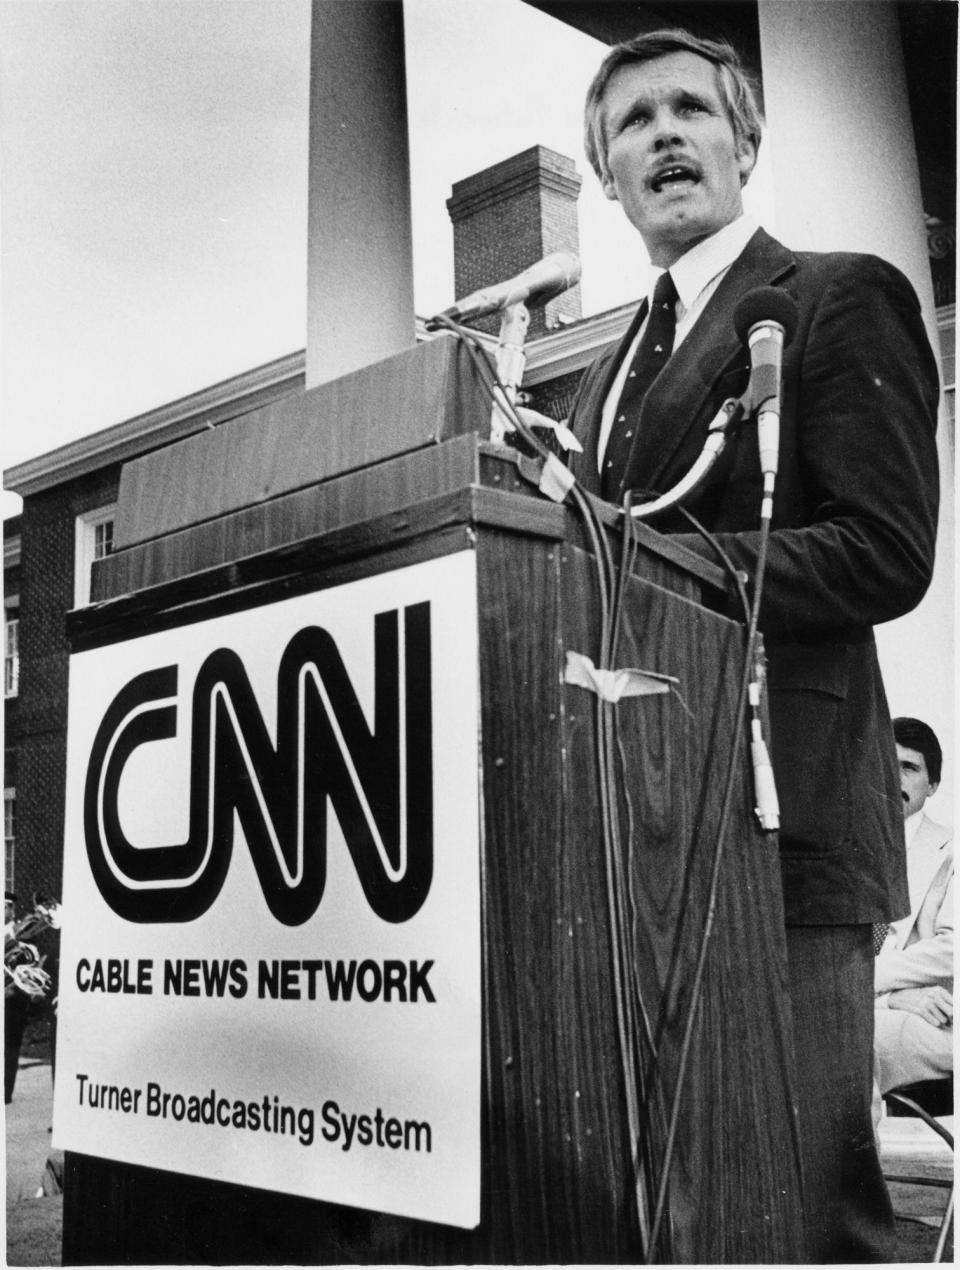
left=2, top=1, right=955, bottom=1264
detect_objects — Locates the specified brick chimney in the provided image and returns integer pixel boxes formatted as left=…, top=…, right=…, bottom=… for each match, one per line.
left=446, top=145, right=583, bottom=338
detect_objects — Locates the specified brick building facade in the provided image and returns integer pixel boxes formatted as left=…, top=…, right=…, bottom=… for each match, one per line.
left=5, top=517, right=21, bottom=891
left=3, top=356, right=305, bottom=909
left=447, top=145, right=583, bottom=338
left=5, top=466, right=121, bottom=907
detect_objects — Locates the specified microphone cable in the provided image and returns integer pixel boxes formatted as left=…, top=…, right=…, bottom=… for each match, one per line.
left=621, top=496, right=775, bottom=1262
left=460, top=300, right=787, bottom=1259
left=611, top=494, right=759, bottom=1261
left=432, top=316, right=667, bottom=1252
left=428, top=316, right=775, bottom=1261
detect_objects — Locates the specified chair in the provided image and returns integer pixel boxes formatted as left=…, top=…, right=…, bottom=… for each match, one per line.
left=883, top=1077, right=954, bottom=1263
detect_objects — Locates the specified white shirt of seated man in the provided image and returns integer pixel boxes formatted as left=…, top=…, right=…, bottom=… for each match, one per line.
left=874, top=740, right=953, bottom=1096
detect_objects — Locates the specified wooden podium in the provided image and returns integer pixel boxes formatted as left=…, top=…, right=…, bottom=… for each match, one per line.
left=62, top=337, right=804, bottom=1264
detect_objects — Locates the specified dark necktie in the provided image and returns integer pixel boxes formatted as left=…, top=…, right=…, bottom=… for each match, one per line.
left=601, top=270, right=678, bottom=501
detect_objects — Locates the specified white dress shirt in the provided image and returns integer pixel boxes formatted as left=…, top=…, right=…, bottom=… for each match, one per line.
left=597, top=214, right=759, bottom=474
left=904, top=807, right=924, bottom=849
left=885, top=809, right=937, bottom=949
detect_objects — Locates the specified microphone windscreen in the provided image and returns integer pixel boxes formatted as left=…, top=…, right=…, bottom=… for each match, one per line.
left=733, top=286, right=799, bottom=346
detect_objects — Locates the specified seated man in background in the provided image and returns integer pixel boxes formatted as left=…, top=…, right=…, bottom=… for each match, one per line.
left=874, top=717, right=953, bottom=1094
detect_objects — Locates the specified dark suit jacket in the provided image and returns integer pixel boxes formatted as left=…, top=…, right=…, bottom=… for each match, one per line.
left=567, top=229, right=940, bottom=926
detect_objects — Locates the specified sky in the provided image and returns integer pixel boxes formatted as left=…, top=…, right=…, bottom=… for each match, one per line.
left=0, top=0, right=777, bottom=519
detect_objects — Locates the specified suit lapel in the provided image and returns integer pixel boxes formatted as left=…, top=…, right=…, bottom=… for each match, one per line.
left=896, top=814, right=952, bottom=944
left=622, top=229, right=796, bottom=497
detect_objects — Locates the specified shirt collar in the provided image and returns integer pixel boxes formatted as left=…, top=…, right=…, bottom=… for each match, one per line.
left=647, top=214, right=758, bottom=312
left=904, top=808, right=924, bottom=847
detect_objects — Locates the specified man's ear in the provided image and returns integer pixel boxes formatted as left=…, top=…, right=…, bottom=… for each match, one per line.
left=737, top=136, right=758, bottom=186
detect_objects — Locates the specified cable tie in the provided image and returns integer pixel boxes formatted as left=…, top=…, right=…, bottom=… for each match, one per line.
left=564, top=650, right=678, bottom=703
left=512, top=453, right=576, bottom=503
left=539, top=453, right=576, bottom=502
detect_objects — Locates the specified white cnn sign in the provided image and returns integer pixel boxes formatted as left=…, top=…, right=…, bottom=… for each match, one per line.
left=53, top=551, right=482, bottom=1228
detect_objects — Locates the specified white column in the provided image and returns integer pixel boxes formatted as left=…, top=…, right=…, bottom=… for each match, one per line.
left=307, top=0, right=416, bottom=387
left=758, top=0, right=955, bottom=805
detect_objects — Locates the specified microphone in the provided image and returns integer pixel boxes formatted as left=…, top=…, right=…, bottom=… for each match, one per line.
left=733, top=287, right=799, bottom=478
left=734, top=291, right=799, bottom=832
left=429, top=252, right=581, bottom=326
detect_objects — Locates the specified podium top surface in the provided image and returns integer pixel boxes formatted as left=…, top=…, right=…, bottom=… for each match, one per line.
left=76, top=432, right=729, bottom=652
left=79, top=339, right=731, bottom=649
left=113, top=335, right=489, bottom=552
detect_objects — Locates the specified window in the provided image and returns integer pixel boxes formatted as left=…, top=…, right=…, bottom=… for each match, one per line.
left=74, top=505, right=117, bottom=607
left=4, top=789, right=14, bottom=893
left=4, top=599, right=18, bottom=698
left=94, top=518, right=114, bottom=560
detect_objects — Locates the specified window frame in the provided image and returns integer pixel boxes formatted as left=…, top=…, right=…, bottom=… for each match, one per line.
left=4, top=595, right=19, bottom=698
left=74, top=504, right=117, bottom=607
left=4, top=787, right=15, bottom=893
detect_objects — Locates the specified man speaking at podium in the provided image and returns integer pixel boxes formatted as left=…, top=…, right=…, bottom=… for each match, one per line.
left=565, top=29, right=940, bottom=1263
